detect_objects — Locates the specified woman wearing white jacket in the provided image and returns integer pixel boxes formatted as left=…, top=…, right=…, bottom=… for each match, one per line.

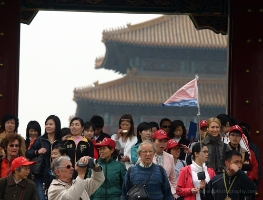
left=111, top=114, right=137, bottom=169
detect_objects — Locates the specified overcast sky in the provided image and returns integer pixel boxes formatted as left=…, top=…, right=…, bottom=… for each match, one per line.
left=18, top=11, right=161, bottom=137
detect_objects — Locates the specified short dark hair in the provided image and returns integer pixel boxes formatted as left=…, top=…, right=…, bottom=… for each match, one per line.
left=239, top=122, right=250, bottom=132
left=186, top=142, right=206, bottom=165
left=26, top=121, right=41, bottom=139
left=90, top=115, right=104, bottom=128
left=1, top=133, right=22, bottom=154
left=149, top=121, right=159, bottom=130
left=70, top=117, right=84, bottom=127
left=1, top=114, right=19, bottom=132
left=84, top=121, right=95, bottom=131
left=60, top=127, right=71, bottom=138
left=44, top=115, right=61, bottom=140
left=225, top=150, right=242, bottom=162
left=52, top=144, right=67, bottom=156
left=159, top=118, right=172, bottom=128
left=136, top=122, right=151, bottom=144
left=217, top=114, right=237, bottom=126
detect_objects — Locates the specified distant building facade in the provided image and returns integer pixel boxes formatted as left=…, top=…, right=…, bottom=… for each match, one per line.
left=73, top=15, right=227, bottom=135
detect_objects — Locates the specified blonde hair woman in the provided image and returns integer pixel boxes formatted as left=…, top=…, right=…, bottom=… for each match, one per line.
left=201, top=117, right=231, bottom=175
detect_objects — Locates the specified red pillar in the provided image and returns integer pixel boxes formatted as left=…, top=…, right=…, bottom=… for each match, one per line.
left=228, top=0, right=263, bottom=194
left=0, top=0, right=20, bottom=130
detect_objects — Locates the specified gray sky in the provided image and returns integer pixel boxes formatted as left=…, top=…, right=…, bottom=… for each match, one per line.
left=18, top=11, right=161, bottom=137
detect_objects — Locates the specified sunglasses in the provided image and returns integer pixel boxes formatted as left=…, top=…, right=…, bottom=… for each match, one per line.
left=59, top=165, right=73, bottom=169
left=9, top=144, right=20, bottom=148
left=162, top=125, right=171, bottom=128
left=230, top=133, right=241, bottom=137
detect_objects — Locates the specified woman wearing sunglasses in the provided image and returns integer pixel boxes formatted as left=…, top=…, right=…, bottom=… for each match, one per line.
left=0, top=133, right=22, bottom=178
left=176, top=143, right=216, bottom=200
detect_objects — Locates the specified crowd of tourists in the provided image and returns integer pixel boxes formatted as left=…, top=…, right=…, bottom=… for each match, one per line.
left=0, top=113, right=260, bottom=200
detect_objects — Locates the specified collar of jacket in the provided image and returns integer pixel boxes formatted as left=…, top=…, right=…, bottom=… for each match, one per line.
left=99, top=157, right=113, bottom=164
left=67, top=136, right=88, bottom=142
left=6, top=174, right=27, bottom=188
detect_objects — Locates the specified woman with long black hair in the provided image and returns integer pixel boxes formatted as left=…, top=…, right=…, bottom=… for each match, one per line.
left=168, top=120, right=190, bottom=160
left=26, top=115, right=62, bottom=200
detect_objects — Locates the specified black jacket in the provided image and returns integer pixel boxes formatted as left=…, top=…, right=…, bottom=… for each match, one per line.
left=64, top=136, right=94, bottom=166
left=207, top=169, right=257, bottom=200
left=26, top=136, right=62, bottom=176
left=95, top=131, right=111, bottom=143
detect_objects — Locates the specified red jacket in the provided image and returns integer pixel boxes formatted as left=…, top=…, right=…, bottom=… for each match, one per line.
left=176, top=165, right=216, bottom=200
left=0, top=157, right=14, bottom=178
left=247, top=149, right=258, bottom=182
left=92, top=140, right=99, bottom=159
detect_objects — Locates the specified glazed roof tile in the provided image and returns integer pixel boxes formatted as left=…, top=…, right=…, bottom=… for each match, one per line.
left=74, top=70, right=227, bottom=107
left=102, top=15, right=227, bottom=50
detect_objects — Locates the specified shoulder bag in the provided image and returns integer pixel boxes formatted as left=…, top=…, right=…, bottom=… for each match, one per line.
left=126, top=165, right=154, bottom=200
left=30, top=138, right=45, bottom=175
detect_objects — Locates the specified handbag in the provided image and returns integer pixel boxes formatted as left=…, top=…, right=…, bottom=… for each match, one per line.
left=30, top=138, right=45, bottom=175
left=126, top=165, right=154, bottom=200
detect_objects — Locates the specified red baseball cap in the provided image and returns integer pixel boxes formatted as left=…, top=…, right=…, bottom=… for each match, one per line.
left=166, top=139, right=182, bottom=150
left=94, top=138, right=116, bottom=149
left=11, top=156, right=36, bottom=173
left=199, top=120, right=208, bottom=129
left=152, top=129, right=169, bottom=140
left=229, top=125, right=243, bottom=134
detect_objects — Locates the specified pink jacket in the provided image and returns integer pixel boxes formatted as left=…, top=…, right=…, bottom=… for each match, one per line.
left=176, top=165, right=216, bottom=200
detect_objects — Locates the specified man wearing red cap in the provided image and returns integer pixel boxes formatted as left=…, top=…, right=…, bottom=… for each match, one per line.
left=0, top=156, right=37, bottom=199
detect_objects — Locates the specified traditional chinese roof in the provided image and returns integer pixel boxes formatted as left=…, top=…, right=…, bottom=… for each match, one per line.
left=102, top=15, right=227, bottom=49
left=95, top=15, right=227, bottom=69
left=74, top=69, right=226, bottom=107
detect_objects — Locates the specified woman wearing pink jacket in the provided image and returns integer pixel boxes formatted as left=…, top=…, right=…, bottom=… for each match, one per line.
left=176, top=143, right=215, bottom=200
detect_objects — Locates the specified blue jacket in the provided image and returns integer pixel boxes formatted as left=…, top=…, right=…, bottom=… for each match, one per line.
left=121, top=163, right=174, bottom=200
left=26, top=136, right=62, bottom=176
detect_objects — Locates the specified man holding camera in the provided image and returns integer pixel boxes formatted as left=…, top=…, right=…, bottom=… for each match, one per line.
left=48, top=155, right=104, bottom=200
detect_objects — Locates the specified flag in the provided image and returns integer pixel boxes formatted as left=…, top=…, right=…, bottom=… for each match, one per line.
left=188, top=121, right=197, bottom=141
left=162, top=75, right=199, bottom=109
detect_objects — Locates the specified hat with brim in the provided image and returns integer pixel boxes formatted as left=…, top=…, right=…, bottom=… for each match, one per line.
left=94, top=138, right=116, bottom=150
left=229, top=125, right=243, bottom=134
left=152, top=129, right=169, bottom=140
left=166, top=139, right=183, bottom=150
left=11, top=156, right=36, bottom=173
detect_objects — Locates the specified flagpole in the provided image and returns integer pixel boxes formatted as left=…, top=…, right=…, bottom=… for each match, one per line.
left=195, top=74, right=206, bottom=197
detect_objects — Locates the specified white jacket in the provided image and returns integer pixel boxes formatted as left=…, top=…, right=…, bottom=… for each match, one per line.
left=111, top=134, right=137, bottom=169
left=48, top=170, right=105, bottom=200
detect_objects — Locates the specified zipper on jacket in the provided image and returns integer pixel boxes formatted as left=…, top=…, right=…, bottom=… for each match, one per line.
left=105, top=162, right=107, bottom=199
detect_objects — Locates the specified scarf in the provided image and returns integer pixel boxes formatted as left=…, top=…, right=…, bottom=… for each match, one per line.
left=208, top=134, right=223, bottom=172
left=191, top=161, right=210, bottom=200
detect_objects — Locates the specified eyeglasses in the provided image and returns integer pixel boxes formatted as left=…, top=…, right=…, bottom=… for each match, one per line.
left=201, top=150, right=209, bottom=154
left=9, top=144, right=20, bottom=148
left=141, top=151, right=154, bottom=154
left=59, top=165, right=73, bottom=169
left=162, top=125, right=171, bottom=128
left=230, top=133, right=241, bottom=137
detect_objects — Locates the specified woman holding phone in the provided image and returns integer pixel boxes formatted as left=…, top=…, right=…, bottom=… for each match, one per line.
left=111, top=114, right=137, bottom=169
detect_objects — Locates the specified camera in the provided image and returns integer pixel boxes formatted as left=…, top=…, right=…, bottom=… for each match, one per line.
left=197, top=171, right=206, bottom=180
left=76, top=158, right=97, bottom=169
